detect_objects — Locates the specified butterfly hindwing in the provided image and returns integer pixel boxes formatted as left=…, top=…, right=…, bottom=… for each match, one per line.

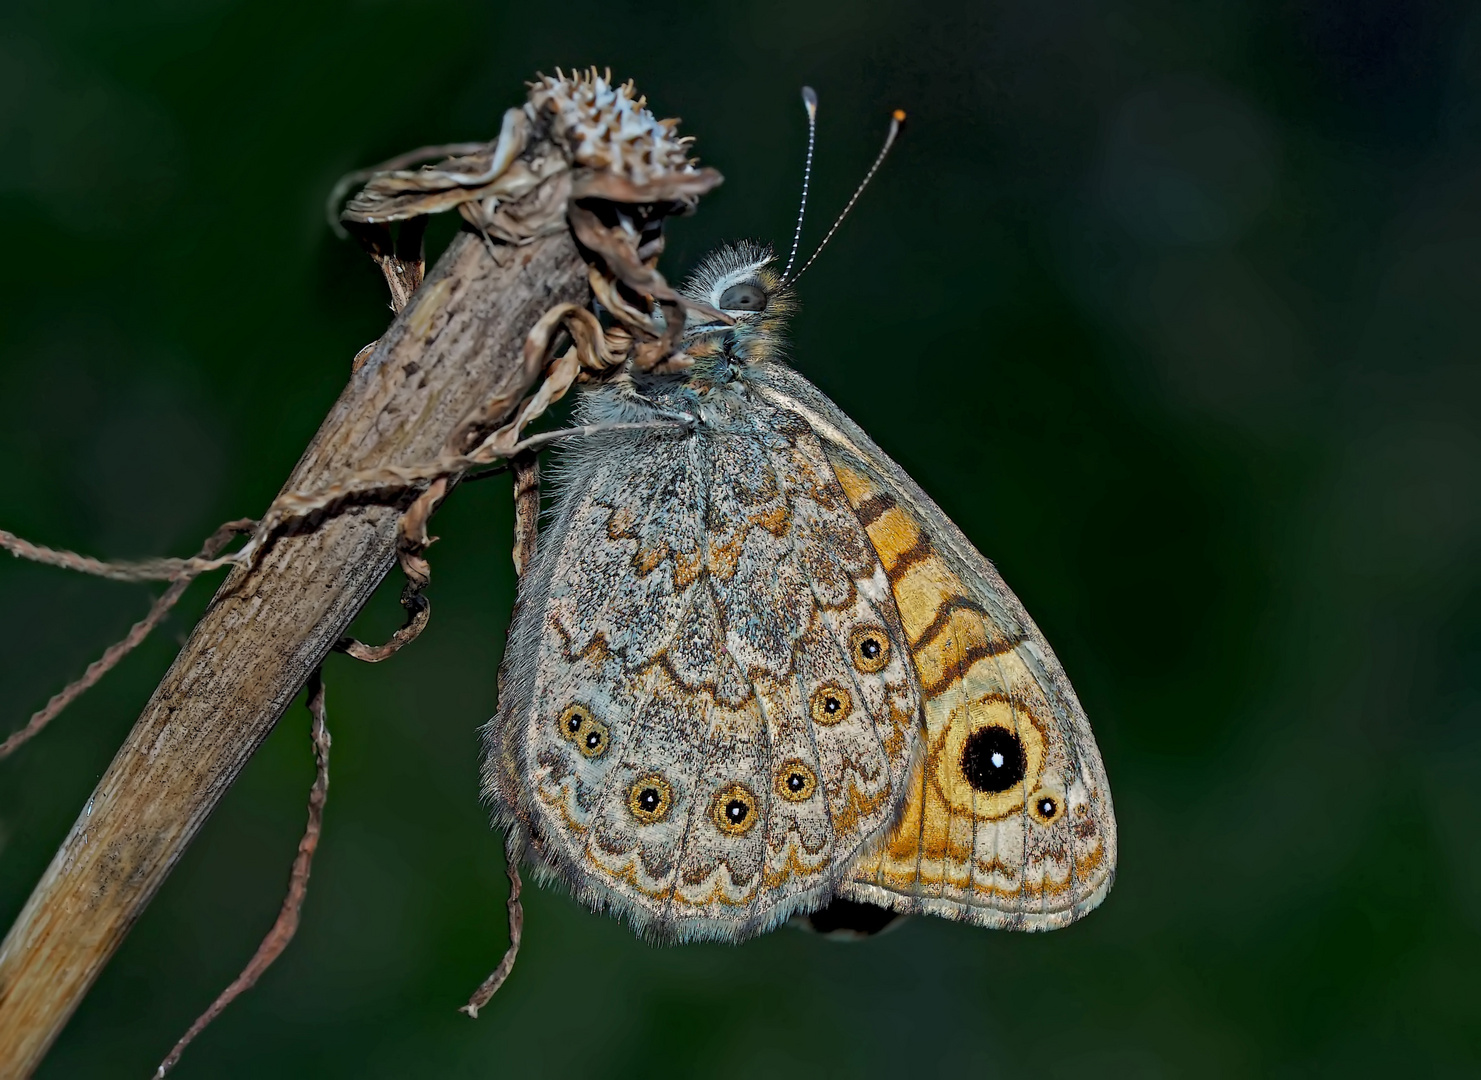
left=484, top=393, right=921, bottom=943
left=750, top=365, right=1117, bottom=931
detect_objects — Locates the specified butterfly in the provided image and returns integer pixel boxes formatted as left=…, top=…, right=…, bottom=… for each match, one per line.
left=479, top=234, right=1116, bottom=943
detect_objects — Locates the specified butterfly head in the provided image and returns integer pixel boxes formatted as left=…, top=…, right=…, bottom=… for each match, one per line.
left=676, top=240, right=795, bottom=368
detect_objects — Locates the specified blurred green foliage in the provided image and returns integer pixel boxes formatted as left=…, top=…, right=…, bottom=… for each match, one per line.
left=2, top=0, right=1479, bottom=1075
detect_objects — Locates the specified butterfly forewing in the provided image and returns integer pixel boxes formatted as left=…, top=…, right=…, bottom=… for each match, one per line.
left=750, top=366, right=1117, bottom=931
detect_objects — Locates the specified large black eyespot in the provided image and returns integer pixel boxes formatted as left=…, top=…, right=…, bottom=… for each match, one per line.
left=960, top=726, right=1026, bottom=794
left=710, top=782, right=759, bottom=835
left=627, top=773, right=674, bottom=824
left=719, top=283, right=767, bottom=311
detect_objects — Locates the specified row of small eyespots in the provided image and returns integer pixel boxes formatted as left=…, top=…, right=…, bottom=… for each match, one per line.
left=560, top=706, right=821, bottom=832
left=555, top=630, right=884, bottom=837
left=625, top=761, right=819, bottom=833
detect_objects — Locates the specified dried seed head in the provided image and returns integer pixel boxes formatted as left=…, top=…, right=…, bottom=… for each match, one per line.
left=528, top=67, right=699, bottom=186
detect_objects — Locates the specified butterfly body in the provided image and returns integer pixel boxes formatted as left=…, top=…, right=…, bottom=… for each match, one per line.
left=482, top=243, right=1115, bottom=943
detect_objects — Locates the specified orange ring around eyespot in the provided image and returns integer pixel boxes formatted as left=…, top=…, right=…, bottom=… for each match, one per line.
left=775, top=760, right=818, bottom=802
left=576, top=715, right=610, bottom=759
left=558, top=703, right=590, bottom=741
left=810, top=684, right=852, bottom=726
left=848, top=626, right=890, bottom=674
left=1030, top=791, right=1063, bottom=825
left=628, top=773, right=674, bottom=824
left=710, top=782, right=759, bottom=836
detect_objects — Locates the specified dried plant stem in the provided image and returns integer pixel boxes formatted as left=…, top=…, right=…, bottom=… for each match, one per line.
left=0, top=529, right=239, bottom=584
left=334, top=590, right=431, bottom=663
left=0, top=229, right=589, bottom=1077
left=509, top=453, right=540, bottom=578
left=154, top=669, right=332, bottom=1078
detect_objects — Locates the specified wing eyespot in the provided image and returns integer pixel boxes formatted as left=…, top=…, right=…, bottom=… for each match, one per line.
left=710, top=782, right=760, bottom=836
left=580, top=720, right=610, bottom=758
left=558, top=703, right=590, bottom=740
left=809, top=684, right=853, bottom=726
left=775, top=760, right=818, bottom=802
left=848, top=626, right=890, bottom=673
left=627, top=773, right=675, bottom=824
left=960, top=725, right=1025, bottom=794
left=1031, top=793, right=1062, bottom=824
left=559, top=703, right=610, bottom=759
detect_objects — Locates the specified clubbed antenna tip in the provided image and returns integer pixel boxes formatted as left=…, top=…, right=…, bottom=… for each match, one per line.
left=783, top=104, right=907, bottom=287
left=782, top=87, right=820, bottom=282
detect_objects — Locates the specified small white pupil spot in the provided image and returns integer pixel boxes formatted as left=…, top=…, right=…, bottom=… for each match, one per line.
left=990, top=751, right=1005, bottom=769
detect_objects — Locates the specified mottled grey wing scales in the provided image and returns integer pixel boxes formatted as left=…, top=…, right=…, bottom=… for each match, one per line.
left=485, top=399, right=922, bottom=943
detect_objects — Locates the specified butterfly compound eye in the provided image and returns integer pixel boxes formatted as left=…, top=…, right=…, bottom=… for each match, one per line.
left=810, top=684, right=853, bottom=726
left=719, top=283, right=768, bottom=311
left=775, top=759, right=818, bottom=802
left=960, top=726, right=1026, bottom=794
left=627, top=773, right=674, bottom=824
left=848, top=627, right=890, bottom=674
left=710, top=782, right=760, bottom=835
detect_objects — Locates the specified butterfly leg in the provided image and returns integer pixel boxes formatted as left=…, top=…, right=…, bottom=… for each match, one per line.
left=233, top=276, right=686, bottom=588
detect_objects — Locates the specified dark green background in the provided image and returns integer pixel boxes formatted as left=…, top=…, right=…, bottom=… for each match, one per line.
left=3, top=0, right=1479, bottom=1075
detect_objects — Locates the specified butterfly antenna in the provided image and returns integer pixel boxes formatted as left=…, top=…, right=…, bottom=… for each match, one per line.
left=781, top=86, right=819, bottom=281
left=783, top=107, right=906, bottom=287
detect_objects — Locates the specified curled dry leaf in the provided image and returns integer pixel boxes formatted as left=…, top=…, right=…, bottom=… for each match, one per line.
left=340, top=69, right=724, bottom=242
left=334, top=67, right=731, bottom=379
